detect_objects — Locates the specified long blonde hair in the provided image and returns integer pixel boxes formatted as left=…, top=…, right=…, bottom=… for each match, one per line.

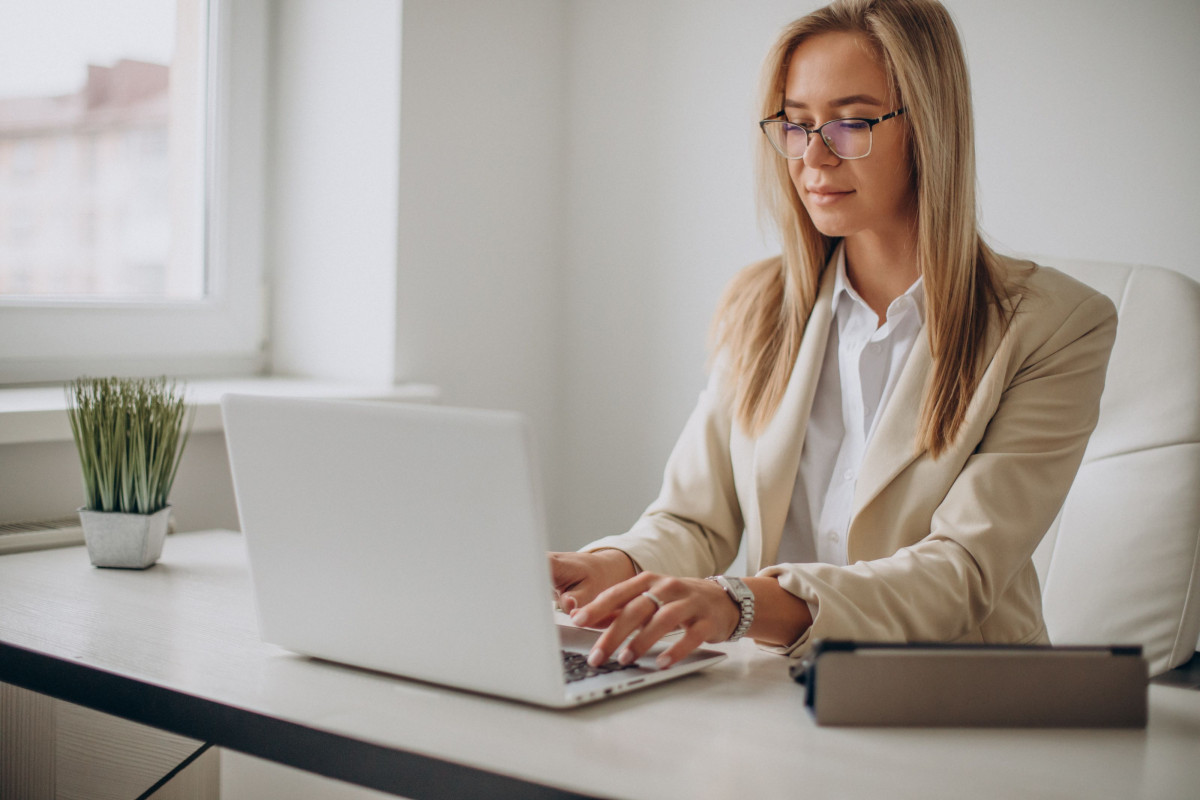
left=714, top=0, right=1009, bottom=457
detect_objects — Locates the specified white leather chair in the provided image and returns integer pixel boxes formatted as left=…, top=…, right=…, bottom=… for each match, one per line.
left=1032, top=258, right=1200, bottom=676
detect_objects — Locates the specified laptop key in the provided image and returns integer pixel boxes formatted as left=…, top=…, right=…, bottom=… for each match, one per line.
left=562, top=650, right=639, bottom=683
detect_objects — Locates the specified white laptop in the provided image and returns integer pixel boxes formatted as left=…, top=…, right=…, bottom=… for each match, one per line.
left=220, top=394, right=726, bottom=708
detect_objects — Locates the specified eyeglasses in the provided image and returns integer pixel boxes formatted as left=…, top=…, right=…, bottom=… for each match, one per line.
left=759, top=107, right=906, bottom=160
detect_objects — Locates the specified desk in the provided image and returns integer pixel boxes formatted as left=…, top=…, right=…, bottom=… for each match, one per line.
left=1, top=530, right=1198, bottom=800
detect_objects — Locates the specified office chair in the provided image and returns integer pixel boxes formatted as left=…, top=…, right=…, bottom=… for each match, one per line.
left=1032, top=258, right=1200, bottom=676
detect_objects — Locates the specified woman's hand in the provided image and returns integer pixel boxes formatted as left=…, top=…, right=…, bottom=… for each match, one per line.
left=549, top=550, right=637, bottom=615
left=569, top=573, right=740, bottom=670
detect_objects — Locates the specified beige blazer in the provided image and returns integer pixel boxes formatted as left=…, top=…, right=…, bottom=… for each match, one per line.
left=585, top=255, right=1118, bottom=658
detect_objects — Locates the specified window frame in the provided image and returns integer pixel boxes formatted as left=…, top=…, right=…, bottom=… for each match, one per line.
left=0, top=0, right=269, bottom=385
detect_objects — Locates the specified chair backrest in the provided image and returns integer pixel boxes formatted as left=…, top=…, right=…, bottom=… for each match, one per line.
left=1032, top=258, right=1200, bottom=675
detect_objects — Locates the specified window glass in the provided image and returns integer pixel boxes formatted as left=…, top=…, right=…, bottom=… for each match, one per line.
left=0, top=0, right=203, bottom=301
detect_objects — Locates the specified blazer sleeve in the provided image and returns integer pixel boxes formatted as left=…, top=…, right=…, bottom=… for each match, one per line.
left=758, top=288, right=1119, bottom=656
left=581, top=355, right=744, bottom=579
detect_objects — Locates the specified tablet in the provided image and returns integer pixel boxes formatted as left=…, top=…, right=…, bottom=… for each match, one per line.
left=793, top=640, right=1147, bottom=727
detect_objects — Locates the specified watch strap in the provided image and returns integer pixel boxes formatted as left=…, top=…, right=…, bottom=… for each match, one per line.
left=707, top=575, right=754, bottom=642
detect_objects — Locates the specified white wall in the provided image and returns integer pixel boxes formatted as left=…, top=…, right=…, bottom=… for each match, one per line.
left=960, top=0, right=1200, bottom=275
left=558, top=2, right=799, bottom=548
left=393, top=0, right=568, bottom=533
left=268, top=0, right=401, bottom=385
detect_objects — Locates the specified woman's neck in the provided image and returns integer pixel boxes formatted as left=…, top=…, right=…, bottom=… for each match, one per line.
left=843, top=231, right=920, bottom=326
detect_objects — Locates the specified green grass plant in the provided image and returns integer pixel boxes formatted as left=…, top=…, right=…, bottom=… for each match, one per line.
left=66, top=377, right=195, bottom=514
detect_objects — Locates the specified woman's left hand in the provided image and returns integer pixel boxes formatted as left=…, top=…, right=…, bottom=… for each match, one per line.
left=568, top=572, right=739, bottom=670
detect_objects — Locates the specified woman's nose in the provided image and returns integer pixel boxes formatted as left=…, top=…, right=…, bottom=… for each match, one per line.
left=803, top=131, right=840, bottom=166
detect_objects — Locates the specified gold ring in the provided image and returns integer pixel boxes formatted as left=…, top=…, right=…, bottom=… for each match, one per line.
left=641, top=590, right=665, bottom=610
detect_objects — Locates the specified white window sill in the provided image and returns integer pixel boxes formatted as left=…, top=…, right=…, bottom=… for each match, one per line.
left=0, top=378, right=440, bottom=446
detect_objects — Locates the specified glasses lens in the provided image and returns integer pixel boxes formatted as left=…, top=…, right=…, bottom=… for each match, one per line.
left=823, top=119, right=871, bottom=159
left=764, top=120, right=807, bottom=159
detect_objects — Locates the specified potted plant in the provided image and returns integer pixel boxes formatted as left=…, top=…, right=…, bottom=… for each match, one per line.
left=66, top=376, right=195, bottom=569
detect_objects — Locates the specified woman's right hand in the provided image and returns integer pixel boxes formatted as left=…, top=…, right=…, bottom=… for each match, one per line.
left=549, top=550, right=637, bottom=615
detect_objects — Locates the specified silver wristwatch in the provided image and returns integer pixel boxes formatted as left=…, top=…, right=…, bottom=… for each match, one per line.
left=707, top=575, right=755, bottom=642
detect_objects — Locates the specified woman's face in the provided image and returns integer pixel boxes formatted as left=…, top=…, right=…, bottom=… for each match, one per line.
left=783, top=31, right=916, bottom=246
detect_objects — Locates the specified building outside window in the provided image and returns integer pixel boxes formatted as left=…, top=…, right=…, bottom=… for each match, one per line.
left=0, top=0, right=198, bottom=301
left=0, top=58, right=180, bottom=298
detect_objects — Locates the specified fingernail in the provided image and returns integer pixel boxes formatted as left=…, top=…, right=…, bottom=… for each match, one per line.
left=570, top=609, right=586, bottom=625
left=656, top=654, right=673, bottom=670
left=588, top=648, right=604, bottom=667
left=618, top=648, right=635, bottom=666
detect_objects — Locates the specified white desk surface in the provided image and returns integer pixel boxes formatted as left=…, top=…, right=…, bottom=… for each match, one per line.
left=1, top=530, right=1198, bottom=800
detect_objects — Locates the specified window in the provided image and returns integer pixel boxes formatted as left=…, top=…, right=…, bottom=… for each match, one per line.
left=0, top=0, right=267, bottom=384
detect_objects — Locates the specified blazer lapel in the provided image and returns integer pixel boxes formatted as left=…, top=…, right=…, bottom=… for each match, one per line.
left=852, top=285, right=1028, bottom=521
left=851, top=329, right=931, bottom=518
left=746, top=265, right=838, bottom=572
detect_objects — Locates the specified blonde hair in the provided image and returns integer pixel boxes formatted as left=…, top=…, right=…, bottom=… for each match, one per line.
left=713, top=0, right=1010, bottom=457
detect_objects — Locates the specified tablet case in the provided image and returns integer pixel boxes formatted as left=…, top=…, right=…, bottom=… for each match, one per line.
left=792, top=641, right=1147, bottom=727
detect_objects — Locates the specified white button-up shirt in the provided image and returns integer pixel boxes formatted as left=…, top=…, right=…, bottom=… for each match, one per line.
left=776, top=245, right=926, bottom=567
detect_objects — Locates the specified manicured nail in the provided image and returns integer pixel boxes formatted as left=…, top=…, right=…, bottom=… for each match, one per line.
left=588, top=648, right=604, bottom=667
left=656, top=654, right=673, bottom=670
left=618, top=648, right=635, bottom=666
left=571, top=609, right=586, bottom=624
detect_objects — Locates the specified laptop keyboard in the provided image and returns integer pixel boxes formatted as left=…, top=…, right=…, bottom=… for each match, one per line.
left=562, top=650, right=639, bottom=683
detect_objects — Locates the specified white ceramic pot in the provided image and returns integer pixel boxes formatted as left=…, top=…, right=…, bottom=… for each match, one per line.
left=77, top=506, right=172, bottom=569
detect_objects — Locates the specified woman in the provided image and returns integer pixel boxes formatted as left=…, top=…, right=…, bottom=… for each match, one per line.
left=551, top=0, right=1117, bottom=672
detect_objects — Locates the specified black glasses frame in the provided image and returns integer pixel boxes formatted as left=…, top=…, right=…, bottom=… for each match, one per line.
left=759, top=107, right=907, bottom=160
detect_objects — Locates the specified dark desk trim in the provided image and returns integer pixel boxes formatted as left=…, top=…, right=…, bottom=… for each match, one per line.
left=1, top=642, right=600, bottom=800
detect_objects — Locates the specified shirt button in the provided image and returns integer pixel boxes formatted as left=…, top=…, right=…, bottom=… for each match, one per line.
left=870, top=343, right=882, bottom=353
left=843, top=469, right=854, bottom=482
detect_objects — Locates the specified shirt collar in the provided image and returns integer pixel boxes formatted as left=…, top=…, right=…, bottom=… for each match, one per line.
left=829, top=241, right=926, bottom=326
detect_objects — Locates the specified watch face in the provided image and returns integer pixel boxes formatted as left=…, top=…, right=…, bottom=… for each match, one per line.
left=725, top=576, right=753, bottom=602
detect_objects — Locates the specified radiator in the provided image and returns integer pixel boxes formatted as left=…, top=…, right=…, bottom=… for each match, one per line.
left=0, top=517, right=84, bottom=555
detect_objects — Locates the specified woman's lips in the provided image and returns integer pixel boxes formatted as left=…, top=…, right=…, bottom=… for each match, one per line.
left=806, top=187, right=853, bottom=206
